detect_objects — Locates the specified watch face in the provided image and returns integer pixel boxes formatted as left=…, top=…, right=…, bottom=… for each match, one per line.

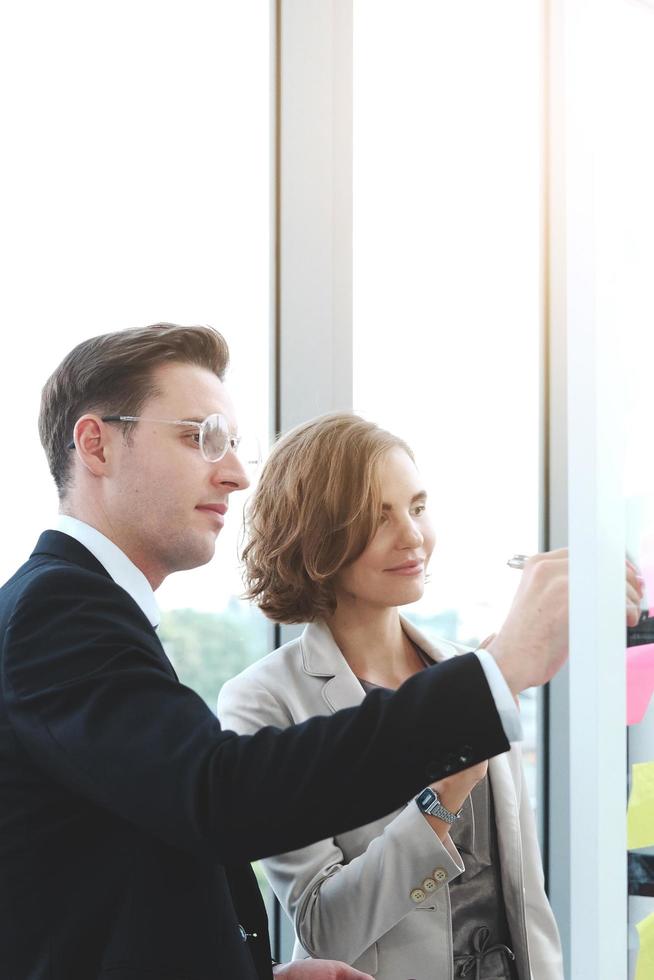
left=416, top=788, right=436, bottom=810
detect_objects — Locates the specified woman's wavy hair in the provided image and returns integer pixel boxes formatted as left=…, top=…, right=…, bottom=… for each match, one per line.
left=242, top=412, right=413, bottom=623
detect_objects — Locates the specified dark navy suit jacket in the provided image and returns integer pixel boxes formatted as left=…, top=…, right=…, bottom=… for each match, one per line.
left=0, top=531, right=509, bottom=979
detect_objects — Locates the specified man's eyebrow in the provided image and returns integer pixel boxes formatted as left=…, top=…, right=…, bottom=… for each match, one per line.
left=381, top=491, right=428, bottom=511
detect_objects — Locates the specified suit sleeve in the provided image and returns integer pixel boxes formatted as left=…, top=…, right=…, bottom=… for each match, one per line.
left=218, top=674, right=465, bottom=964
left=2, top=567, right=509, bottom=866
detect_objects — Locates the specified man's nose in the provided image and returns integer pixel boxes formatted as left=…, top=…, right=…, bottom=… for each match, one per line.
left=209, top=449, right=251, bottom=492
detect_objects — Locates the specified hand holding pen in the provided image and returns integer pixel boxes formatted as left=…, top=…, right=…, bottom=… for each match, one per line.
left=487, top=549, right=571, bottom=694
left=507, top=553, right=643, bottom=628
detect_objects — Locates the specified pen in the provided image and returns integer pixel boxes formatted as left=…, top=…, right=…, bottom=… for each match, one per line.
left=507, top=554, right=529, bottom=570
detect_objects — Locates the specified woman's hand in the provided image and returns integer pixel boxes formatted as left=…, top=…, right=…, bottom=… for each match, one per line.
left=420, top=761, right=489, bottom=841
left=431, top=760, right=488, bottom=814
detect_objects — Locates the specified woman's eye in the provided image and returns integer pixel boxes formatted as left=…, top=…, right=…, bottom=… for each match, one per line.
left=412, top=504, right=426, bottom=516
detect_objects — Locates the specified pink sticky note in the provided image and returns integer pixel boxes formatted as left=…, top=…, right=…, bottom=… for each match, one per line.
left=628, top=643, right=654, bottom=725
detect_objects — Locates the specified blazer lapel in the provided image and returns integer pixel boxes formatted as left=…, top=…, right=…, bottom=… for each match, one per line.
left=30, top=529, right=173, bottom=674
left=488, top=752, right=521, bottom=860
left=300, top=621, right=365, bottom=713
left=488, top=750, right=530, bottom=975
left=31, top=530, right=112, bottom=579
left=300, top=615, right=468, bottom=713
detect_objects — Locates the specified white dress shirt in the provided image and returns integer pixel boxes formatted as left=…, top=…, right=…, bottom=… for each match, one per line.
left=475, top=648, right=522, bottom=741
left=50, top=515, right=160, bottom=629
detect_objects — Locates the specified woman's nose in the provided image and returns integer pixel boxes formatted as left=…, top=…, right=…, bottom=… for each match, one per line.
left=398, top=517, right=423, bottom=548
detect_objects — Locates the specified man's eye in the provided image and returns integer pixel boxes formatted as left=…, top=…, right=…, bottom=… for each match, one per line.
left=412, top=504, right=426, bottom=516
left=185, top=432, right=201, bottom=445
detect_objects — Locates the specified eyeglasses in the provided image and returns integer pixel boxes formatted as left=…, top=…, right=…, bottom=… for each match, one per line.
left=67, top=413, right=261, bottom=466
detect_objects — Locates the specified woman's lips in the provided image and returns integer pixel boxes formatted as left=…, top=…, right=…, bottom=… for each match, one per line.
left=384, top=561, right=424, bottom=576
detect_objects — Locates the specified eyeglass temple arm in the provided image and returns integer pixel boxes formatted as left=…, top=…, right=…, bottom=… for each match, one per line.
left=67, top=415, right=205, bottom=450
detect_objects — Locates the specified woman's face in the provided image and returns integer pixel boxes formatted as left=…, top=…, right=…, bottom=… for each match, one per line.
left=334, top=447, right=436, bottom=611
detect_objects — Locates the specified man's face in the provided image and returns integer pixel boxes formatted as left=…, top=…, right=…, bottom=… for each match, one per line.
left=102, top=361, right=249, bottom=587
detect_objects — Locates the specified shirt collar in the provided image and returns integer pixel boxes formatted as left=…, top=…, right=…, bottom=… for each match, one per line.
left=50, top=515, right=161, bottom=629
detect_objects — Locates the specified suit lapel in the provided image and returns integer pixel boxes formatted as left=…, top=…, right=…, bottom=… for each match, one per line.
left=488, top=750, right=529, bottom=975
left=488, top=753, right=521, bottom=858
left=300, top=621, right=365, bottom=713
left=30, top=530, right=175, bottom=678
left=31, top=530, right=112, bottom=579
left=299, top=616, right=467, bottom=712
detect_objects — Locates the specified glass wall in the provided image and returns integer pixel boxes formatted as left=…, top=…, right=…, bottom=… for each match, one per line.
left=353, top=0, right=544, bottom=812
left=0, top=0, right=273, bottom=905
left=606, top=2, right=654, bottom=975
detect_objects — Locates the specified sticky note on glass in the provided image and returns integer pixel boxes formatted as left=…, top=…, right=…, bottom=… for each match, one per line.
left=628, top=762, right=654, bottom=850
left=636, top=911, right=654, bottom=980
left=628, top=644, right=654, bottom=726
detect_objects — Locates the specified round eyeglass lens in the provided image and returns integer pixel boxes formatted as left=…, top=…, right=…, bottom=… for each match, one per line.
left=201, top=414, right=230, bottom=461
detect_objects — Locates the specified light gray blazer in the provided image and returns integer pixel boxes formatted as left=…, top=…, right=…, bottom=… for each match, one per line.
left=218, top=618, right=563, bottom=980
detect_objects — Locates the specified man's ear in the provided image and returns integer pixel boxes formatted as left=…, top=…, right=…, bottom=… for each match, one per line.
left=72, top=415, right=110, bottom=477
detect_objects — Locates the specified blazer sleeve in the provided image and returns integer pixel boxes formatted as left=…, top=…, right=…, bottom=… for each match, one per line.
left=218, top=675, right=466, bottom=964
left=514, top=747, right=564, bottom=980
left=2, top=566, right=509, bottom=868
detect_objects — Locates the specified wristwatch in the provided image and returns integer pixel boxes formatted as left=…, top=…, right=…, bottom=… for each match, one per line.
left=415, top=787, right=463, bottom=823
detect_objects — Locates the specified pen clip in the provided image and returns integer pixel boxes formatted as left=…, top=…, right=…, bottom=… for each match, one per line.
left=507, top=554, right=529, bottom=569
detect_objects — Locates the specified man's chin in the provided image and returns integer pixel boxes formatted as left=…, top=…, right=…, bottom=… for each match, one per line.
left=169, top=538, right=218, bottom=574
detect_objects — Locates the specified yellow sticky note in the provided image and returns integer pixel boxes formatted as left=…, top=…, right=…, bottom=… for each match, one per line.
left=628, top=762, right=654, bottom=851
left=636, top=911, right=654, bottom=980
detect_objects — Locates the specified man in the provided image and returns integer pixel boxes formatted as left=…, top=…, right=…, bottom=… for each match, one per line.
left=0, top=323, right=631, bottom=980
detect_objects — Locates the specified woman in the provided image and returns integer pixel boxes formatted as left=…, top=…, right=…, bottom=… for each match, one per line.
left=218, top=413, right=563, bottom=980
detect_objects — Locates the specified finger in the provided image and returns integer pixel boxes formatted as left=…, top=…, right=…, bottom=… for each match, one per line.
left=627, top=602, right=641, bottom=628
left=522, top=556, right=569, bottom=576
left=526, top=548, right=569, bottom=563
left=626, top=558, right=645, bottom=582
left=627, top=583, right=643, bottom=606
left=626, top=572, right=645, bottom=599
left=634, top=574, right=646, bottom=598
left=520, top=556, right=569, bottom=586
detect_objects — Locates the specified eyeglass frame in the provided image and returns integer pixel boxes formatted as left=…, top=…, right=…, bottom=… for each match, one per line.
left=66, top=413, right=249, bottom=464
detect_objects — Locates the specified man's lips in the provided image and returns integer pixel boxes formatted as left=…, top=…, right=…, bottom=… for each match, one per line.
left=384, top=560, right=425, bottom=575
left=196, top=504, right=228, bottom=526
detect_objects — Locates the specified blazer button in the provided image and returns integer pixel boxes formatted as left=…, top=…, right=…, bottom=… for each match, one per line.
left=410, top=887, right=426, bottom=903
left=422, top=877, right=437, bottom=892
left=432, top=867, right=448, bottom=882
